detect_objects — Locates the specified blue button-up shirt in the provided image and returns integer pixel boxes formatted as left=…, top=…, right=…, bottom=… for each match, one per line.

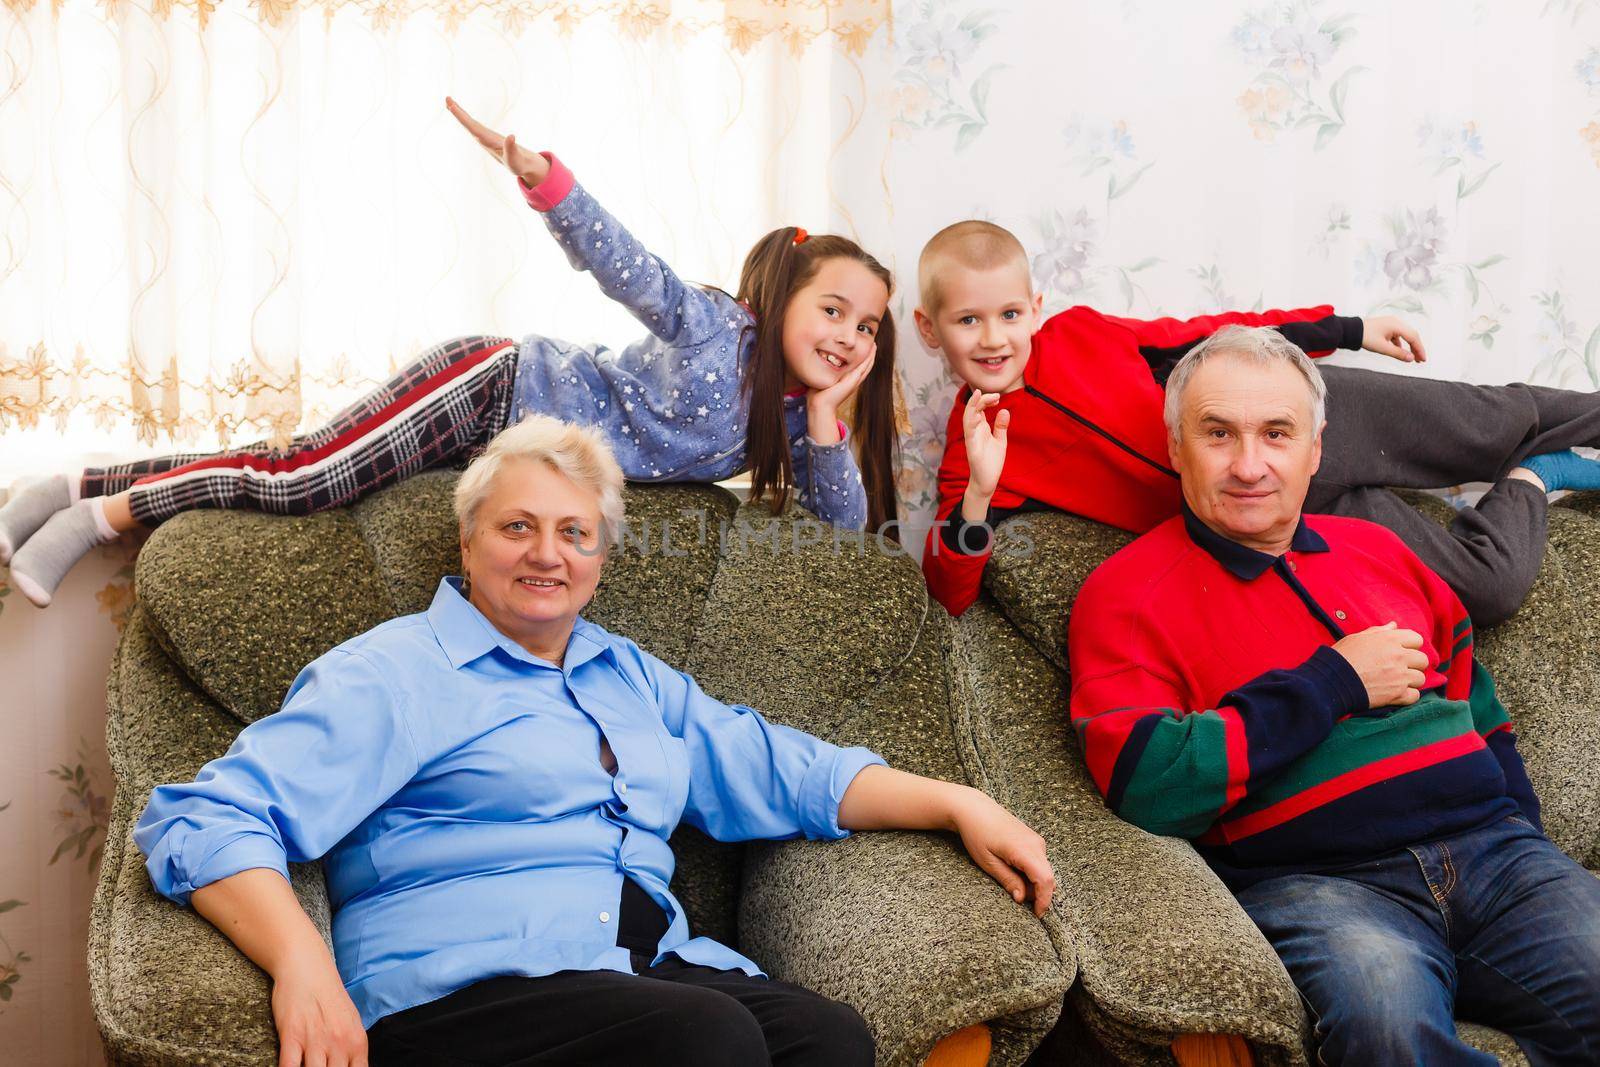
left=135, top=578, right=885, bottom=1027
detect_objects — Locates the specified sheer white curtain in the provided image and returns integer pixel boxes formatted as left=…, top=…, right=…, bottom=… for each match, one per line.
left=0, top=0, right=889, bottom=466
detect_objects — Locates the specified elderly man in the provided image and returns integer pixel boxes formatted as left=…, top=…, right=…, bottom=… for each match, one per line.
left=1067, top=325, right=1600, bottom=1065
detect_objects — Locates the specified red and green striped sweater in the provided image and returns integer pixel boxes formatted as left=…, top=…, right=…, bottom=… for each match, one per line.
left=1067, top=506, right=1540, bottom=888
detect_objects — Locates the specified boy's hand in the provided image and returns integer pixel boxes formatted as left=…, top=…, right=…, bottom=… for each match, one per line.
left=1362, top=315, right=1427, bottom=363
left=963, top=389, right=1010, bottom=499
left=446, top=97, right=551, bottom=187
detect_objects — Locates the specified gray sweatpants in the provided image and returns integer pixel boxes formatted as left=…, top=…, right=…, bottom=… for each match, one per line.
left=1310, top=365, right=1600, bottom=626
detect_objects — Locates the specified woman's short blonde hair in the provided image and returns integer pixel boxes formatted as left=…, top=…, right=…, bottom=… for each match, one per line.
left=453, top=415, right=626, bottom=545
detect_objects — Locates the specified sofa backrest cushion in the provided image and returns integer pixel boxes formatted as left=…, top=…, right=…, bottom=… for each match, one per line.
left=983, top=512, right=1134, bottom=673
left=683, top=501, right=933, bottom=744
left=135, top=474, right=740, bottom=724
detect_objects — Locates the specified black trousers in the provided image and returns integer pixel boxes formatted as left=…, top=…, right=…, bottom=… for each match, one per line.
left=1312, top=365, right=1600, bottom=626
left=365, top=956, right=874, bottom=1067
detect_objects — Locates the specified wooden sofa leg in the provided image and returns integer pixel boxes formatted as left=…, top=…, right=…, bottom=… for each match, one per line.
left=923, top=1023, right=993, bottom=1066
left=1171, top=1033, right=1253, bottom=1067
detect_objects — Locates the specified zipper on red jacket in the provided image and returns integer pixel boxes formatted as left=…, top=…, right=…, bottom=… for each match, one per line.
left=1022, top=384, right=1179, bottom=479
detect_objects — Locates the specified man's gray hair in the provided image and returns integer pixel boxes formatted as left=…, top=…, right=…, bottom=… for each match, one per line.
left=1162, top=324, right=1327, bottom=438
left=454, top=414, right=626, bottom=545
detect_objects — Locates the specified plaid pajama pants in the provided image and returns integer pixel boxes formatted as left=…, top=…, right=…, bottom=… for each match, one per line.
left=82, top=335, right=519, bottom=527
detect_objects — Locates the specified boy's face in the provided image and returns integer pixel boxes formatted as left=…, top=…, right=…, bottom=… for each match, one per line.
left=914, top=262, right=1041, bottom=395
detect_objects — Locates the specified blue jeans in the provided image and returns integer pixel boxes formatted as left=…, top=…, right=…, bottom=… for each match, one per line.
left=1235, top=815, right=1600, bottom=1066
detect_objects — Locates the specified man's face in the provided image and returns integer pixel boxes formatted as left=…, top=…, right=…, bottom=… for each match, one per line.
left=914, top=262, right=1041, bottom=395
left=1169, top=352, right=1323, bottom=553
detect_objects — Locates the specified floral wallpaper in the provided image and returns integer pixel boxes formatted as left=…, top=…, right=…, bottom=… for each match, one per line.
left=0, top=538, right=127, bottom=1064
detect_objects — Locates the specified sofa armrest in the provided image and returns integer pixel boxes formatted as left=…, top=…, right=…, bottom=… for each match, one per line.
left=951, top=602, right=1308, bottom=1062
left=739, top=828, right=1072, bottom=1067
left=91, top=788, right=330, bottom=1067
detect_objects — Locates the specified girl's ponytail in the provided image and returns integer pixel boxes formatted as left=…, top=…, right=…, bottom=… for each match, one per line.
left=848, top=309, right=901, bottom=535
left=737, top=226, right=807, bottom=519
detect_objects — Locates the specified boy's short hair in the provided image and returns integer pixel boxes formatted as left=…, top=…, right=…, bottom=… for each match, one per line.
left=917, top=220, right=1031, bottom=315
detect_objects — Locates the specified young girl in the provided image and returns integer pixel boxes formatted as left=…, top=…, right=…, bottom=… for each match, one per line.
left=0, top=99, right=901, bottom=607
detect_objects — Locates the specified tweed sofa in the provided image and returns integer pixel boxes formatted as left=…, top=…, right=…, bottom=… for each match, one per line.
left=963, top=492, right=1600, bottom=1066
left=88, top=473, right=1075, bottom=1067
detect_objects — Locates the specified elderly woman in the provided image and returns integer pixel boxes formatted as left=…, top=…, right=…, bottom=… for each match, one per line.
left=134, top=415, right=1054, bottom=1067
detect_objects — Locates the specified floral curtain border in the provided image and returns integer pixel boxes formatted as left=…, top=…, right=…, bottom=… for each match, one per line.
left=0, top=0, right=891, bottom=55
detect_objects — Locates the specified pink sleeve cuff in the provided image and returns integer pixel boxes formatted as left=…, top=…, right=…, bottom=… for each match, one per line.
left=519, top=152, right=576, bottom=212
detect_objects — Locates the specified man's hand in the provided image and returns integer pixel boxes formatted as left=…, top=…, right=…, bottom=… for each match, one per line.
left=446, top=97, right=551, bottom=187
left=1331, top=621, right=1430, bottom=708
left=1361, top=315, right=1427, bottom=363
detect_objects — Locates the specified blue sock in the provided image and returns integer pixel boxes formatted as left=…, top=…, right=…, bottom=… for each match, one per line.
left=1520, top=450, right=1600, bottom=493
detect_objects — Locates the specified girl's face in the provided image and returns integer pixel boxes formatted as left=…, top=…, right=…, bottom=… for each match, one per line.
left=780, top=257, right=890, bottom=392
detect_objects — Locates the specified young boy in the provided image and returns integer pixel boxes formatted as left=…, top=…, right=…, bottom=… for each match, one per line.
left=913, top=220, right=1600, bottom=623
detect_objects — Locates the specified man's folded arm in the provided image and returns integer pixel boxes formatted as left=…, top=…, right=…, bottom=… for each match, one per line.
left=1068, top=649, right=1368, bottom=839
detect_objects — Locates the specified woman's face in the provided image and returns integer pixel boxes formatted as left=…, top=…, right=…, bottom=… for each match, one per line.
left=459, top=458, right=606, bottom=659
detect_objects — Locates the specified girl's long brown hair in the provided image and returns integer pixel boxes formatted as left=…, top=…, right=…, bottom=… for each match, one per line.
left=736, top=227, right=900, bottom=533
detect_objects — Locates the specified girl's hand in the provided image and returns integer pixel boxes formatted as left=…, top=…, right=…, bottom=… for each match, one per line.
left=951, top=790, right=1055, bottom=918
left=446, top=97, right=551, bottom=187
left=807, top=349, right=876, bottom=444
left=1361, top=315, right=1427, bottom=363
left=963, top=389, right=1010, bottom=498
left=270, top=954, right=368, bottom=1067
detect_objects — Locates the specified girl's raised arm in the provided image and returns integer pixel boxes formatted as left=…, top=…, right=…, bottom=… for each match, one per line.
left=447, top=98, right=728, bottom=349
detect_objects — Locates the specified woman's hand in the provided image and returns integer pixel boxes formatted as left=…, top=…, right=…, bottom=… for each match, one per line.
left=806, top=349, right=875, bottom=445
left=446, top=96, right=551, bottom=187
left=836, top=765, right=1055, bottom=916
left=1361, top=314, right=1427, bottom=362
left=950, top=789, right=1055, bottom=918
left=190, top=869, right=367, bottom=1067
left=271, top=955, right=369, bottom=1067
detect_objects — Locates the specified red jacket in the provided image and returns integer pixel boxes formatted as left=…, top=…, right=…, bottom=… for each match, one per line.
left=921, top=304, right=1364, bottom=616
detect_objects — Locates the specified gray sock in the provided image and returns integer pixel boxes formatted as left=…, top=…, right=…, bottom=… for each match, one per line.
left=8, top=499, right=116, bottom=608
left=0, top=474, right=72, bottom=565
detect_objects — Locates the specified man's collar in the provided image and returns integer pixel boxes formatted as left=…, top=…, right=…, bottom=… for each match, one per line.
left=1180, top=501, right=1329, bottom=580
left=425, top=577, right=609, bottom=672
